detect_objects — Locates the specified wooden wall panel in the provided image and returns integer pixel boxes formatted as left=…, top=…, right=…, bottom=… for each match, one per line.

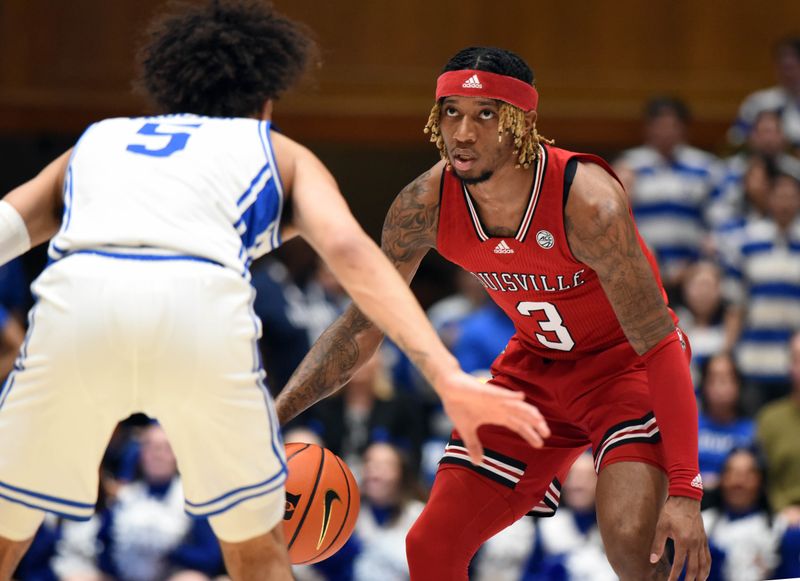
left=0, top=0, right=798, bottom=150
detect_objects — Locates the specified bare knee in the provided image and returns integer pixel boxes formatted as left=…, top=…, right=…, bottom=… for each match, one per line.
left=603, top=518, right=660, bottom=579
left=596, top=462, right=667, bottom=581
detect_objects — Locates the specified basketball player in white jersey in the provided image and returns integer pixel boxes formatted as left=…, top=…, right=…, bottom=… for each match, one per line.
left=0, top=2, right=550, bottom=579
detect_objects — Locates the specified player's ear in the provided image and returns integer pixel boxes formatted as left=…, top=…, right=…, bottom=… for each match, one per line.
left=259, top=99, right=274, bottom=121
left=524, top=109, right=537, bottom=132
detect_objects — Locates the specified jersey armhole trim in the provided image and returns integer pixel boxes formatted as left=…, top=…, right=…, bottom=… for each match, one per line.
left=562, top=156, right=579, bottom=209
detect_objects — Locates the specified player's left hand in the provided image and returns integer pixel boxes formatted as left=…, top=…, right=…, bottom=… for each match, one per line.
left=649, top=496, right=710, bottom=581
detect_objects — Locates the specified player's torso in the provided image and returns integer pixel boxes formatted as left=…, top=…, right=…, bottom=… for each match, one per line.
left=49, top=114, right=286, bottom=277
left=437, top=144, right=635, bottom=359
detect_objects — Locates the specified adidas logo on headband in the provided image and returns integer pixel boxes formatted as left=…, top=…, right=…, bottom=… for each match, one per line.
left=461, top=74, right=483, bottom=89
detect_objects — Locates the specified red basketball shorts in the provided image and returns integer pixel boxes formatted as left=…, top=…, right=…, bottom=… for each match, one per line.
left=438, top=337, right=667, bottom=519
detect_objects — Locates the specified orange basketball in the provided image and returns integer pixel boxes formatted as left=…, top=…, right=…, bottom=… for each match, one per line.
left=283, top=442, right=360, bottom=565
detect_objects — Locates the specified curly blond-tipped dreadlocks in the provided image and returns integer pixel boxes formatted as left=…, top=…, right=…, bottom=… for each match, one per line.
left=423, top=101, right=552, bottom=169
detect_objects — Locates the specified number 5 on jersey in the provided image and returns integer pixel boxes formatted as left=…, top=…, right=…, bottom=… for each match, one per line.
left=127, top=122, right=201, bottom=158
left=517, top=301, right=575, bottom=352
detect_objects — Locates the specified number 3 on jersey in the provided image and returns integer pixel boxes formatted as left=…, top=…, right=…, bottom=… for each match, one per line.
left=517, top=301, right=575, bottom=352
left=126, top=122, right=201, bottom=157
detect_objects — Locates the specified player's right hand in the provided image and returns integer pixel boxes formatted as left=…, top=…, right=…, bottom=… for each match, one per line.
left=649, top=496, right=710, bottom=581
left=437, top=371, right=550, bottom=465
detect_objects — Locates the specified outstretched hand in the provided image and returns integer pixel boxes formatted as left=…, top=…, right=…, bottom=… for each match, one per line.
left=649, top=496, right=710, bottom=581
left=437, top=371, right=550, bottom=465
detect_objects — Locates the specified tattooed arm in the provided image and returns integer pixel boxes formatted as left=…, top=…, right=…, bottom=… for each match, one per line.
left=275, top=163, right=444, bottom=425
left=565, top=161, right=710, bottom=581
left=277, top=151, right=550, bottom=463
left=564, top=162, right=673, bottom=354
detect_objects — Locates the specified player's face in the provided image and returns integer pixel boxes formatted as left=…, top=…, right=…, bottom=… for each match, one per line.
left=439, top=96, right=517, bottom=184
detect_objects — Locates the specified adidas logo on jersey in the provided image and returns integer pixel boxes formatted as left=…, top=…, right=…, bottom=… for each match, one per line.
left=493, top=240, right=514, bottom=254
left=690, top=473, right=704, bottom=490
left=462, top=74, right=483, bottom=89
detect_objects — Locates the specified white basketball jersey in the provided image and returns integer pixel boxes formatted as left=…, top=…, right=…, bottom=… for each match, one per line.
left=49, top=114, right=285, bottom=277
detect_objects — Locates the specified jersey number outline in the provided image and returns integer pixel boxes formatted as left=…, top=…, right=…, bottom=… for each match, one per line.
left=126, top=122, right=201, bottom=158
left=516, top=301, right=575, bottom=352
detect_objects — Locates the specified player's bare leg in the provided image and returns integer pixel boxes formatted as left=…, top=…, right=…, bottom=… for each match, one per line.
left=0, top=536, right=34, bottom=581
left=595, top=461, right=669, bottom=580
left=0, top=497, right=45, bottom=580
left=217, top=523, right=293, bottom=581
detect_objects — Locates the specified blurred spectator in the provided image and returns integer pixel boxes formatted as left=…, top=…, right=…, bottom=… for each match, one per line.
left=719, top=152, right=778, bottom=233
left=352, top=442, right=426, bottom=581
left=773, top=519, right=800, bottom=579
left=252, top=253, right=355, bottom=396
left=698, top=354, right=756, bottom=490
left=617, top=97, right=724, bottom=294
left=453, top=301, right=515, bottom=376
left=100, top=416, right=154, bottom=487
left=676, top=261, right=738, bottom=384
left=724, top=166, right=800, bottom=406
left=757, top=331, right=800, bottom=523
left=715, top=111, right=788, bottom=229
left=471, top=515, right=537, bottom=581
left=701, top=448, right=778, bottom=581
left=523, top=452, right=616, bottom=581
left=0, top=258, right=31, bottom=319
left=51, top=516, right=104, bottom=581
left=427, top=270, right=489, bottom=349
left=95, top=423, right=225, bottom=581
left=729, top=37, right=800, bottom=151
left=0, top=302, right=24, bottom=383
left=251, top=257, right=312, bottom=395
left=305, top=351, right=426, bottom=477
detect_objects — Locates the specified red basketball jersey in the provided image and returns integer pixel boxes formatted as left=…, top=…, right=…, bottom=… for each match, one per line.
left=436, top=144, right=675, bottom=360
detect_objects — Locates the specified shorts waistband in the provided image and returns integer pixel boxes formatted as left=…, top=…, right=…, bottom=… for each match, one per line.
left=62, top=246, right=224, bottom=268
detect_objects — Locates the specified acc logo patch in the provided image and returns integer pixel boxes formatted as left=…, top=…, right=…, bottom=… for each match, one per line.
left=536, top=230, right=555, bottom=249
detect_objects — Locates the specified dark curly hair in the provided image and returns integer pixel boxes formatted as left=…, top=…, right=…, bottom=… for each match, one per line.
left=424, top=46, right=551, bottom=168
left=136, top=0, right=317, bottom=117
left=441, top=46, right=534, bottom=84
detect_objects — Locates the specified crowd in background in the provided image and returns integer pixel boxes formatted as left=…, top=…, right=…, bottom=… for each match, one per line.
left=4, top=36, right=800, bottom=581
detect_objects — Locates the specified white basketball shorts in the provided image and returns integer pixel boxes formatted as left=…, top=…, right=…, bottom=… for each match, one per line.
left=0, top=252, right=286, bottom=523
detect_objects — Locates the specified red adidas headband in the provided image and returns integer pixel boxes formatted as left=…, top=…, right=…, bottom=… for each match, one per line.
left=435, top=69, right=539, bottom=112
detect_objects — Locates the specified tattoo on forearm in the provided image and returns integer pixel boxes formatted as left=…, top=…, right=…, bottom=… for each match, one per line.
left=277, top=307, right=378, bottom=424
left=276, top=167, right=440, bottom=424
left=566, top=193, right=674, bottom=354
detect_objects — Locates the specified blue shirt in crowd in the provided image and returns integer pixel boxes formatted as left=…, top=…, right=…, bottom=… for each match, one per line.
left=698, top=413, right=756, bottom=480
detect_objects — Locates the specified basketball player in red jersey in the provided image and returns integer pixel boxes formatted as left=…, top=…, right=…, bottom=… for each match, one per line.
left=276, top=47, right=710, bottom=581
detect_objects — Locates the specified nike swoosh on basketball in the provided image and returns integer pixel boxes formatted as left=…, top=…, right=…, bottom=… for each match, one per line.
left=316, top=489, right=342, bottom=549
